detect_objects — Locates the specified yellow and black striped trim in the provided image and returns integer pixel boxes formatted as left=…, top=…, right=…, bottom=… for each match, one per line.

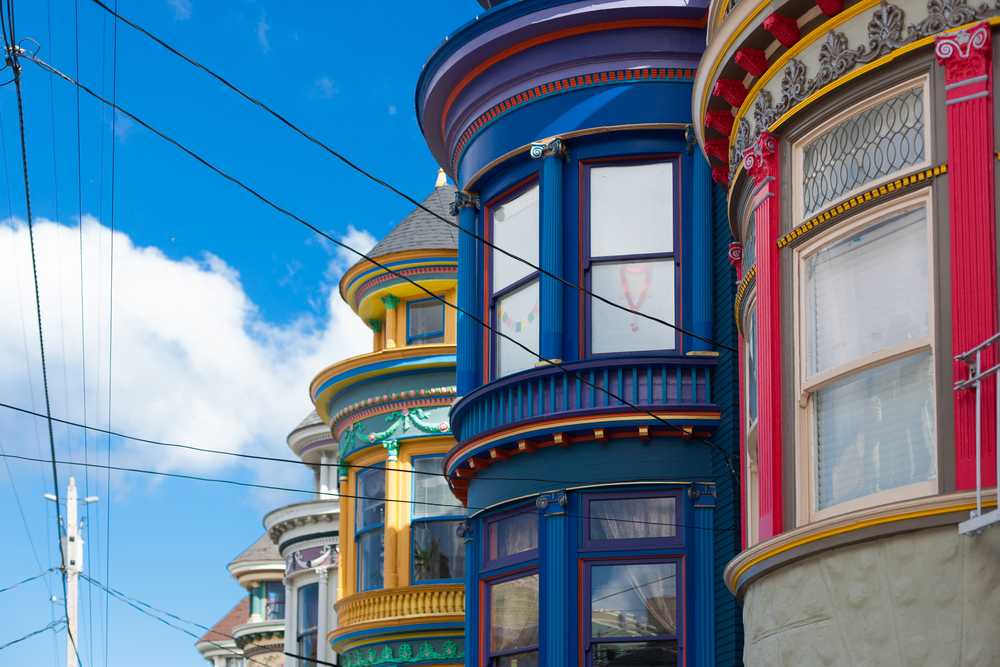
left=777, top=164, right=947, bottom=249
left=734, top=264, right=756, bottom=337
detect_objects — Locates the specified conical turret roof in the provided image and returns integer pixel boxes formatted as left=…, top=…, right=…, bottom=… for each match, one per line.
left=365, top=174, right=458, bottom=260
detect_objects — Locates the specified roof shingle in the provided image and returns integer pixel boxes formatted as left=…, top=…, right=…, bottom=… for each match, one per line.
left=364, top=183, right=459, bottom=260
left=231, top=533, right=281, bottom=565
left=197, top=597, right=249, bottom=645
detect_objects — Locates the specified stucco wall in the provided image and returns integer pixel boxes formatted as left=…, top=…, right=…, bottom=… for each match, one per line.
left=742, top=525, right=1000, bottom=666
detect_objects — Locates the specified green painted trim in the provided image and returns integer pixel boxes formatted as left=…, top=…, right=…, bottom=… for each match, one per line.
left=342, top=640, right=463, bottom=667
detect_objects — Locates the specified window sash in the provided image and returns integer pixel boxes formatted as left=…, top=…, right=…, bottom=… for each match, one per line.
left=487, top=572, right=540, bottom=658
left=582, top=490, right=682, bottom=549
left=355, top=467, right=386, bottom=533
left=491, top=183, right=540, bottom=294
left=412, top=519, right=466, bottom=582
left=484, top=507, right=539, bottom=569
left=411, top=455, right=467, bottom=519
left=494, top=277, right=540, bottom=378
left=408, top=298, right=446, bottom=345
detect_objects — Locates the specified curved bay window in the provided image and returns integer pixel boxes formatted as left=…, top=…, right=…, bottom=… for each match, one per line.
left=490, top=182, right=539, bottom=377
left=585, top=159, right=679, bottom=356
left=297, top=583, right=319, bottom=664
left=355, top=466, right=386, bottom=591
left=797, top=193, right=936, bottom=520
left=487, top=571, right=540, bottom=667
left=582, top=490, right=683, bottom=666
left=411, top=455, right=467, bottom=582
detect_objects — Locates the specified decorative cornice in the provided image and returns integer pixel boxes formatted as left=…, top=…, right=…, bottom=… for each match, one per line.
left=331, top=386, right=456, bottom=433
left=448, top=191, right=480, bottom=216
left=353, top=266, right=457, bottom=309
left=342, top=639, right=463, bottom=667
left=268, top=511, right=339, bottom=544
left=452, top=67, right=696, bottom=174
left=529, top=137, right=569, bottom=160
left=776, top=164, right=947, bottom=248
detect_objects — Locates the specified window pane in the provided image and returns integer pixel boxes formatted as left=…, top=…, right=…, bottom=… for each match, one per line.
left=356, top=468, right=385, bottom=532
left=491, top=574, right=540, bottom=653
left=747, top=308, right=757, bottom=424
left=297, top=584, right=318, bottom=633
left=591, top=641, right=678, bottom=667
left=591, top=562, right=677, bottom=638
left=488, top=511, right=538, bottom=561
left=591, top=162, right=673, bottom=257
left=591, top=260, right=675, bottom=354
left=496, top=650, right=539, bottom=667
left=411, top=334, right=445, bottom=346
left=493, top=185, right=539, bottom=292
left=413, top=520, right=466, bottom=581
left=358, top=529, right=385, bottom=591
left=589, top=496, right=676, bottom=541
left=497, top=279, right=539, bottom=377
left=409, top=300, right=444, bottom=339
left=802, top=87, right=924, bottom=215
left=297, top=635, right=317, bottom=665
left=265, top=582, right=285, bottom=621
left=412, top=456, right=467, bottom=519
left=815, top=350, right=936, bottom=510
left=806, top=206, right=928, bottom=378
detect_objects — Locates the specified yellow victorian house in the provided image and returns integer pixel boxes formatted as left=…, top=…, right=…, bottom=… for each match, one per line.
left=310, top=171, right=466, bottom=667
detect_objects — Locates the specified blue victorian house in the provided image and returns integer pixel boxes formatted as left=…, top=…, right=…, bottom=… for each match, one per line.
left=415, top=1, right=743, bottom=666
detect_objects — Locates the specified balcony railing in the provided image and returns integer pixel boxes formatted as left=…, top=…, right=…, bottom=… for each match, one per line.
left=333, top=584, right=465, bottom=629
left=451, top=356, right=718, bottom=444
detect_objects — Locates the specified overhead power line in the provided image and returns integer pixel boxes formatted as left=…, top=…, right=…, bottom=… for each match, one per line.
left=21, top=54, right=738, bottom=481
left=85, top=0, right=736, bottom=354
left=0, top=568, right=58, bottom=595
left=0, top=618, right=66, bottom=652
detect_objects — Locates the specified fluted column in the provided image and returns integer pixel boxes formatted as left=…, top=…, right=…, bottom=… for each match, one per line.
left=936, top=23, right=998, bottom=490
left=531, top=138, right=567, bottom=363
left=382, top=440, right=400, bottom=589
left=283, top=578, right=296, bottom=659
left=457, top=519, right=476, bottom=667
left=690, top=141, right=715, bottom=352
left=319, top=453, right=331, bottom=498
left=743, top=132, right=782, bottom=540
left=450, top=192, right=481, bottom=395
left=369, top=318, right=383, bottom=353
left=316, top=568, right=330, bottom=665
left=382, top=294, right=400, bottom=348
left=691, top=484, right=717, bottom=667
left=337, top=465, right=348, bottom=601
left=537, top=491, right=567, bottom=667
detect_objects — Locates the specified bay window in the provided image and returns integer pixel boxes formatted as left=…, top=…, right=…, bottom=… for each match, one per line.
left=355, top=466, right=385, bottom=591
left=411, top=455, right=467, bottom=582
left=797, top=194, right=936, bottom=519
left=297, top=583, right=319, bottom=664
left=585, top=159, right=678, bottom=355
left=490, top=182, right=539, bottom=377
left=407, top=297, right=445, bottom=345
left=486, top=572, right=540, bottom=667
left=484, top=505, right=538, bottom=569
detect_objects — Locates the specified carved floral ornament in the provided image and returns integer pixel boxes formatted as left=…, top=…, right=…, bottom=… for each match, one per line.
left=724, top=0, right=1000, bottom=183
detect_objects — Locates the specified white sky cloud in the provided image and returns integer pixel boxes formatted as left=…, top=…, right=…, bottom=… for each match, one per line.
left=312, top=77, right=339, bottom=99
left=0, top=216, right=375, bottom=497
left=257, top=12, right=271, bottom=53
left=168, top=0, right=192, bottom=20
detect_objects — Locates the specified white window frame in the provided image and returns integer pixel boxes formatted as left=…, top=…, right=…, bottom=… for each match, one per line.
left=793, top=187, right=937, bottom=524
left=742, top=295, right=759, bottom=547
left=792, top=76, right=931, bottom=223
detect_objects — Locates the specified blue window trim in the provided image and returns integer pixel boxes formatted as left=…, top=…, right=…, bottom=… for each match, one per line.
left=406, top=296, right=446, bottom=345
left=486, top=176, right=540, bottom=380
left=482, top=566, right=541, bottom=667
left=580, top=489, right=684, bottom=551
left=410, top=454, right=468, bottom=585
left=581, top=155, right=682, bottom=358
left=581, top=556, right=684, bottom=665
left=356, top=464, right=386, bottom=592
left=481, top=503, right=540, bottom=571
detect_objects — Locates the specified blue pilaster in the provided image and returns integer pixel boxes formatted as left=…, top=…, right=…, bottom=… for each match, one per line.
left=458, top=519, right=477, bottom=667
left=532, top=139, right=567, bottom=362
left=691, top=483, right=717, bottom=667
left=538, top=491, right=567, bottom=667
left=690, top=146, right=714, bottom=352
left=451, top=193, right=481, bottom=395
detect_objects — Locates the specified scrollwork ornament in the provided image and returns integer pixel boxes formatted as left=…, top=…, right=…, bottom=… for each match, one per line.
left=448, top=191, right=480, bottom=216
left=729, top=118, right=752, bottom=183
left=530, top=138, right=568, bottom=160
left=935, top=21, right=990, bottom=59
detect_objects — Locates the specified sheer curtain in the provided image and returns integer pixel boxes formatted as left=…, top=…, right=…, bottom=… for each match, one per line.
left=492, top=575, right=540, bottom=652
left=491, top=512, right=538, bottom=559
left=590, top=497, right=676, bottom=540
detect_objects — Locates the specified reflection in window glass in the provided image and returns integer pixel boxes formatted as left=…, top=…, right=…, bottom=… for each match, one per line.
left=815, top=350, right=936, bottom=510
left=488, top=511, right=538, bottom=562
left=589, top=496, right=676, bottom=541
left=496, top=279, right=539, bottom=376
left=491, top=575, right=540, bottom=653
left=264, top=582, right=285, bottom=621
left=412, top=456, right=466, bottom=519
left=356, top=468, right=386, bottom=531
left=590, top=163, right=673, bottom=257
left=356, top=467, right=385, bottom=591
left=493, top=186, right=539, bottom=292
left=591, top=260, right=675, bottom=354
left=590, top=562, right=677, bottom=638
left=591, top=641, right=678, bottom=667
left=747, top=309, right=757, bottom=424
left=806, top=207, right=928, bottom=378
left=408, top=299, right=445, bottom=345
left=413, top=521, right=465, bottom=581
left=358, top=530, right=384, bottom=591
left=297, top=584, right=318, bottom=665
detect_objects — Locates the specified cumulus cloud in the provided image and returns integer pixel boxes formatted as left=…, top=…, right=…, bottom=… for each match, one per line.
left=257, top=13, right=271, bottom=53
left=311, top=77, right=339, bottom=100
left=168, top=0, right=192, bottom=20
left=0, top=216, right=374, bottom=499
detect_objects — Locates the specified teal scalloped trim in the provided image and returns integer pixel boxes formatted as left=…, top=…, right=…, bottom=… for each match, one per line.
left=342, top=640, right=463, bottom=667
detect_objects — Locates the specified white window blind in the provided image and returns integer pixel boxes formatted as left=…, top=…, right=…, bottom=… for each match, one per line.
left=815, top=350, right=936, bottom=510
left=493, top=185, right=539, bottom=292
left=591, top=260, right=675, bottom=354
left=496, top=279, right=539, bottom=377
left=805, top=206, right=929, bottom=378
left=590, top=163, right=673, bottom=257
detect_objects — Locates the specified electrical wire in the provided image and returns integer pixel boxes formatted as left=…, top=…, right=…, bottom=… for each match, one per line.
left=21, top=55, right=738, bottom=483
left=85, top=0, right=736, bottom=354
left=0, top=434, right=53, bottom=596
left=0, top=452, right=735, bottom=533
left=0, top=568, right=58, bottom=595
left=0, top=401, right=728, bottom=487
left=0, top=618, right=66, bottom=652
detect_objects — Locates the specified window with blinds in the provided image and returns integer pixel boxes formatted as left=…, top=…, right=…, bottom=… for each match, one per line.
left=801, top=202, right=936, bottom=515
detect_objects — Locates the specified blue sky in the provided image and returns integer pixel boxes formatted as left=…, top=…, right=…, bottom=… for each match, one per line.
left=0, top=1, right=479, bottom=666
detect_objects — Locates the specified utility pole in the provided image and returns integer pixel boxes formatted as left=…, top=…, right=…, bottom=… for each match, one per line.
left=46, top=477, right=98, bottom=667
